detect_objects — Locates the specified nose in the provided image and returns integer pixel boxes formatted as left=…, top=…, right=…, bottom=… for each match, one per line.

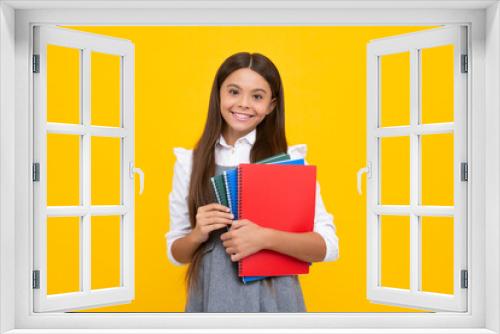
left=238, top=94, right=251, bottom=109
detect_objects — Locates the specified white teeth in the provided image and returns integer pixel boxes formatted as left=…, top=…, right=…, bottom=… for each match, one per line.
left=231, top=112, right=253, bottom=121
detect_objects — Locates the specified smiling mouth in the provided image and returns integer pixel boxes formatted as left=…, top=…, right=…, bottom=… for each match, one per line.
left=230, top=111, right=255, bottom=121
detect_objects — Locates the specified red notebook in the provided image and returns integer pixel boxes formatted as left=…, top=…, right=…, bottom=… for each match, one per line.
left=238, top=163, right=317, bottom=276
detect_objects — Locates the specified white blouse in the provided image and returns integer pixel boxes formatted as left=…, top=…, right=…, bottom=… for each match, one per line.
left=166, top=129, right=340, bottom=266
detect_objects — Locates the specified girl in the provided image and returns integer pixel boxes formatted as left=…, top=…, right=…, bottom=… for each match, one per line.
left=166, top=52, right=339, bottom=312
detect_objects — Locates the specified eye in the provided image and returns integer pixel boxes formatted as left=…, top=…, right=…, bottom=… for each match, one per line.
left=229, top=89, right=238, bottom=95
left=254, top=95, right=263, bottom=100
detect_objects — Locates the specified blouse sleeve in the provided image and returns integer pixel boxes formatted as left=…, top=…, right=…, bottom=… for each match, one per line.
left=287, top=144, right=340, bottom=262
left=165, top=147, right=193, bottom=266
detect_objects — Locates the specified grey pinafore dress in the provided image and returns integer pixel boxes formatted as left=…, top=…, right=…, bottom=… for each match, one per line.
left=185, top=164, right=307, bottom=312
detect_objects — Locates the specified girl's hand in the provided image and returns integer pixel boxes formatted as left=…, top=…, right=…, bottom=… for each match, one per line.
left=220, top=219, right=269, bottom=262
left=190, top=203, right=234, bottom=244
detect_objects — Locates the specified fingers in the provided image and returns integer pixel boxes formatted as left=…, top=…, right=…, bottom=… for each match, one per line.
left=197, top=210, right=233, bottom=226
left=208, top=211, right=234, bottom=220
left=222, top=239, right=234, bottom=248
left=198, top=216, right=233, bottom=226
left=230, top=221, right=243, bottom=230
left=229, top=219, right=249, bottom=231
left=198, top=203, right=230, bottom=213
left=193, top=204, right=233, bottom=243
left=220, top=231, right=233, bottom=241
left=207, top=223, right=230, bottom=232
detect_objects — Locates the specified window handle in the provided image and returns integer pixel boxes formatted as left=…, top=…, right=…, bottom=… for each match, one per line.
left=129, top=162, right=145, bottom=195
left=357, top=162, right=371, bottom=195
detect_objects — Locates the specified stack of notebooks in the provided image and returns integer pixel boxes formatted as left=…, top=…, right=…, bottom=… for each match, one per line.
left=211, top=153, right=317, bottom=284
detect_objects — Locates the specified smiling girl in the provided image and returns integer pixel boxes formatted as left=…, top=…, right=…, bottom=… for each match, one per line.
left=166, top=52, right=339, bottom=312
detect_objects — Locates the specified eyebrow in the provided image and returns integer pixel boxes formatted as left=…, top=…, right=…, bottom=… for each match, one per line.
left=226, top=83, right=267, bottom=94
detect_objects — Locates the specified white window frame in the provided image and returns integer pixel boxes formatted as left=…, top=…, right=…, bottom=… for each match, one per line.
left=366, top=25, right=468, bottom=312
left=33, top=26, right=136, bottom=312
left=0, top=1, right=498, bottom=333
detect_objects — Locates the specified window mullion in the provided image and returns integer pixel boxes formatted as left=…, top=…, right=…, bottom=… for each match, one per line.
left=81, top=48, right=91, bottom=294
left=410, top=48, right=420, bottom=293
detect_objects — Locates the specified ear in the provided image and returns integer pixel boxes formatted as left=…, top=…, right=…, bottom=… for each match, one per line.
left=267, top=97, right=277, bottom=116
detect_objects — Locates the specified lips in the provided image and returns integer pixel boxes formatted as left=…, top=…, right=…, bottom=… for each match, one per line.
left=230, top=111, right=254, bottom=121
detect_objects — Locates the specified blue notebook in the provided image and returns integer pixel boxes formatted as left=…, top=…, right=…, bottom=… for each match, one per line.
left=224, top=158, right=306, bottom=284
left=223, top=169, right=239, bottom=220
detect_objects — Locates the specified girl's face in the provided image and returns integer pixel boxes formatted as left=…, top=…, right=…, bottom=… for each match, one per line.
left=219, top=68, right=277, bottom=141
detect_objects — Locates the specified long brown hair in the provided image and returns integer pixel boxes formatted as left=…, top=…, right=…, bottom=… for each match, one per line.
left=185, top=52, right=288, bottom=295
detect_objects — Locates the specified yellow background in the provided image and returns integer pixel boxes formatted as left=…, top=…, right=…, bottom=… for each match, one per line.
left=45, top=26, right=454, bottom=312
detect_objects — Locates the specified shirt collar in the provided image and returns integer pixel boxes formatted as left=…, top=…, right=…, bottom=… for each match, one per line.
left=218, top=128, right=257, bottom=148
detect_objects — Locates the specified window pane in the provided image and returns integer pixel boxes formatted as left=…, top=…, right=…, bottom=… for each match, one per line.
left=421, top=216, right=454, bottom=294
left=91, top=136, right=121, bottom=205
left=91, top=51, right=121, bottom=127
left=421, top=133, right=454, bottom=206
left=47, top=44, right=80, bottom=124
left=421, top=45, right=454, bottom=124
left=380, top=136, right=410, bottom=205
left=47, top=216, right=80, bottom=294
left=47, top=134, right=80, bottom=206
left=380, top=51, right=410, bottom=127
left=380, top=215, right=410, bottom=289
left=91, top=216, right=121, bottom=289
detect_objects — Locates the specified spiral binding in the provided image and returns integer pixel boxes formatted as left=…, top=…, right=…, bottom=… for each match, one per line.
left=210, top=177, right=221, bottom=204
left=237, top=165, right=243, bottom=275
left=223, top=171, right=232, bottom=213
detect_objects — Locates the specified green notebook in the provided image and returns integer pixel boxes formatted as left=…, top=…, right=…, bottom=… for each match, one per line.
left=256, top=152, right=290, bottom=164
left=211, top=174, right=229, bottom=207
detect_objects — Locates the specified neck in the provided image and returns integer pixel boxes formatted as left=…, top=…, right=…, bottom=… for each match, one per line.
left=222, top=128, right=253, bottom=146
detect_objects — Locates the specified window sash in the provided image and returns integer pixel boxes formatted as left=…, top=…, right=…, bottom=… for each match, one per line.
left=32, top=25, right=136, bottom=312
left=366, top=25, right=468, bottom=312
